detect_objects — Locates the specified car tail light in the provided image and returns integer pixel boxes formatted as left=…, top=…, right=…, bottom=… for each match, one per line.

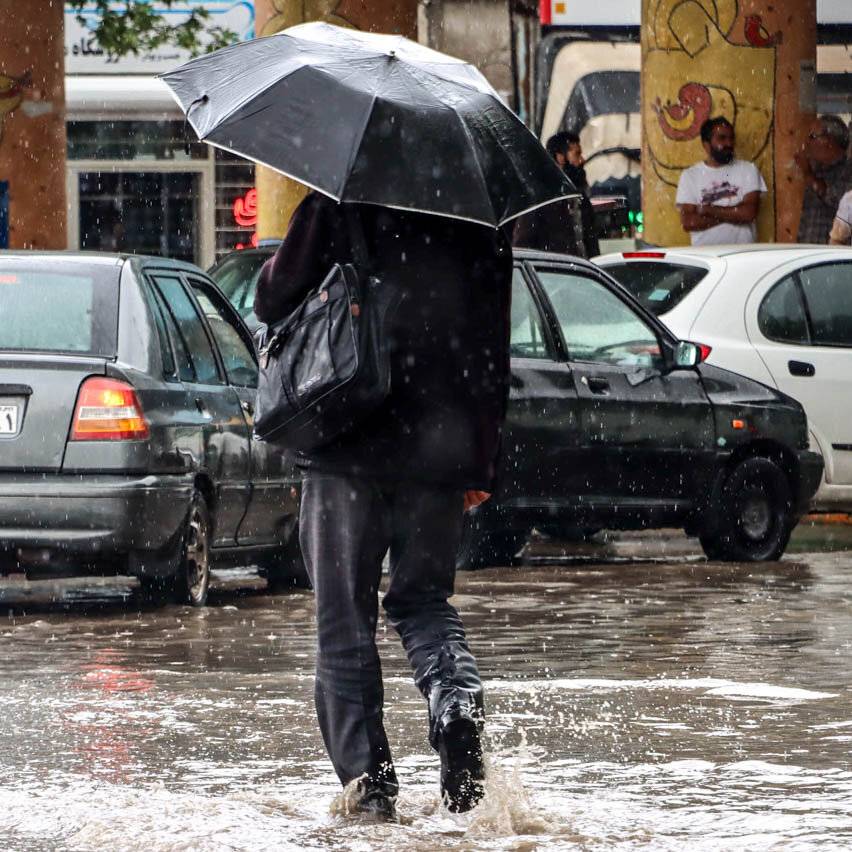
left=622, top=251, right=666, bottom=259
left=70, top=377, right=149, bottom=441
left=697, top=343, right=713, bottom=362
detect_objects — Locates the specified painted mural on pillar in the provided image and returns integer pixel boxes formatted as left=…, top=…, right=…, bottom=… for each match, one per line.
left=259, top=0, right=357, bottom=35
left=642, top=0, right=779, bottom=245
left=0, top=71, right=30, bottom=145
left=254, top=2, right=359, bottom=238
left=254, top=0, right=415, bottom=240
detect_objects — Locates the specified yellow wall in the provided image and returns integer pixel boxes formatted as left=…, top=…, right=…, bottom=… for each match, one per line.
left=641, top=0, right=815, bottom=245
left=253, top=0, right=418, bottom=240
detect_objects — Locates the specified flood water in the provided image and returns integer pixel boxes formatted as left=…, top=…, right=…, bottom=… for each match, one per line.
left=1, top=526, right=852, bottom=850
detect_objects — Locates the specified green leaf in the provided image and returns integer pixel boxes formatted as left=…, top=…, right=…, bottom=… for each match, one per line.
left=67, top=0, right=238, bottom=58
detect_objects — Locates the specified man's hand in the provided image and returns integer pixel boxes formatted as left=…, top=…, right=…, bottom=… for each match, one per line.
left=463, top=490, right=491, bottom=512
left=679, top=204, right=717, bottom=232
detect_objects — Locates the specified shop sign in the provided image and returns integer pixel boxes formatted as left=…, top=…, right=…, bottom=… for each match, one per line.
left=233, top=187, right=257, bottom=250
left=65, top=1, right=255, bottom=74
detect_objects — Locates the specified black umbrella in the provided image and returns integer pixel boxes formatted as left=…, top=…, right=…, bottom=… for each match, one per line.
left=160, top=22, right=575, bottom=227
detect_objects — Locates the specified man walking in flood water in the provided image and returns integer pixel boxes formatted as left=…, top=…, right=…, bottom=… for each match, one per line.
left=254, top=191, right=512, bottom=818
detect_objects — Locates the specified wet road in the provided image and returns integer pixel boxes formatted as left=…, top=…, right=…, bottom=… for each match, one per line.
left=1, top=526, right=852, bottom=851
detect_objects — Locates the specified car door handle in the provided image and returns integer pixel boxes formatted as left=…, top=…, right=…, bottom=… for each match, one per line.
left=241, top=400, right=254, bottom=416
left=583, top=376, right=610, bottom=394
left=788, top=360, right=815, bottom=377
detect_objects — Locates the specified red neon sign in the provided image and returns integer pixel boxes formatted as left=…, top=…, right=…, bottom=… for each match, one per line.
left=233, top=187, right=257, bottom=228
left=232, top=187, right=258, bottom=249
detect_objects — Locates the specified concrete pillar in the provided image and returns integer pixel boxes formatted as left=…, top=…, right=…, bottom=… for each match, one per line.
left=0, top=0, right=67, bottom=249
left=254, top=0, right=418, bottom=242
left=641, top=0, right=817, bottom=246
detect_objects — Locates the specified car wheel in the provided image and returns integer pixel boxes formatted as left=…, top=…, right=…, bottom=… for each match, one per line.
left=699, top=457, right=794, bottom=562
left=176, top=492, right=212, bottom=606
left=456, top=515, right=526, bottom=571
left=265, top=527, right=311, bottom=591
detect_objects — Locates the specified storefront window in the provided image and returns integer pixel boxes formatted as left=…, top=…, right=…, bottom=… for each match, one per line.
left=77, top=171, right=200, bottom=262
left=67, top=120, right=254, bottom=266
left=67, top=120, right=208, bottom=161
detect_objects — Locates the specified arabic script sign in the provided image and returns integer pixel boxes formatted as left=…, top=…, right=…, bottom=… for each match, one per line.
left=65, top=1, right=255, bottom=74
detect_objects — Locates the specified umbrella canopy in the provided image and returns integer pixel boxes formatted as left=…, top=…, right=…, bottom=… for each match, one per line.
left=160, top=22, right=575, bottom=227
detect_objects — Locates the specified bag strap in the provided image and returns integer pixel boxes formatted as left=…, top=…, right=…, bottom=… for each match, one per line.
left=343, top=205, right=371, bottom=273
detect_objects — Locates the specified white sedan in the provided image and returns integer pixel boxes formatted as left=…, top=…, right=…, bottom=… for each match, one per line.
left=595, top=245, right=852, bottom=511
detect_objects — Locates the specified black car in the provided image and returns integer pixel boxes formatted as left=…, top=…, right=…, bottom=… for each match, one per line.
left=207, top=247, right=273, bottom=333
left=210, top=247, right=823, bottom=568
left=0, top=252, right=304, bottom=605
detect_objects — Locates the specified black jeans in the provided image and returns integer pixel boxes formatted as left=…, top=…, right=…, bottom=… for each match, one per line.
left=299, top=472, right=483, bottom=794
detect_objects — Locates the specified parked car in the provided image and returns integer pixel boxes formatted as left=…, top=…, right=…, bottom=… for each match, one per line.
left=0, top=252, right=304, bottom=605
left=212, top=245, right=823, bottom=567
left=594, top=245, right=852, bottom=512
left=208, top=247, right=273, bottom=333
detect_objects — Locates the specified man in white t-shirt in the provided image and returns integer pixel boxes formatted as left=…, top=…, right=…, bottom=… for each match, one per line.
left=829, top=189, right=852, bottom=245
left=675, top=117, right=767, bottom=246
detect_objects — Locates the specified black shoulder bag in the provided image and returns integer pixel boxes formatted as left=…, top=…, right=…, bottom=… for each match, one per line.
left=253, top=207, right=393, bottom=452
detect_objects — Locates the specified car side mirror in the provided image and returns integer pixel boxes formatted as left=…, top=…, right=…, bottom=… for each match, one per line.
left=673, top=341, right=702, bottom=369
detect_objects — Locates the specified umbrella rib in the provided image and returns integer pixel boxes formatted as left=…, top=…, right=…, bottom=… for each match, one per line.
left=182, top=39, right=358, bottom=138
left=449, top=107, right=495, bottom=224
left=498, top=193, right=579, bottom=226
left=337, top=58, right=397, bottom=200
left=338, top=92, right=378, bottom=200
left=199, top=137, right=342, bottom=203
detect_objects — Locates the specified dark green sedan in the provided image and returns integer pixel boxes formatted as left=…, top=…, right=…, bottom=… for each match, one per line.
left=0, top=252, right=304, bottom=605
left=211, top=245, right=823, bottom=569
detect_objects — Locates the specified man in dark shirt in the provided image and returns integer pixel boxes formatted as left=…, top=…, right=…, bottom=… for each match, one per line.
left=796, top=115, right=852, bottom=244
left=255, top=192, right=512, bottom=818
left=513, top=131, right=599, bottom=257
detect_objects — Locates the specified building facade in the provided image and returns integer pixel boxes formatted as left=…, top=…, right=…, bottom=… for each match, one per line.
left=64, top=1, right=258, bottom=268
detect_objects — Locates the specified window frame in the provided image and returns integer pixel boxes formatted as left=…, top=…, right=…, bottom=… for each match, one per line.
left=757, top=272, right=812, bottom=346
left=758, top=261, right=852, bottom=349
left=183, top=273, right=259, bottom=388
left=527, top=260, right=668, bottom=367
left=509, top=263, right=560, bottom=361
left=146, top=268, right=225, bottom=386
left=795, top=261, right=852, bottom=350
left=142, top=275, right=180, bottom=382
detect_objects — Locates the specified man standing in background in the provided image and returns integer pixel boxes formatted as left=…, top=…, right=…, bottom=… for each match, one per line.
left=676, top=117, right=766, bottom=246
left=796, top=115, right=852, bottom=244
left=513, top=131, right=598, bottom=257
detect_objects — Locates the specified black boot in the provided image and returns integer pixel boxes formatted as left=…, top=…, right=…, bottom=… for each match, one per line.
left=437, top=713, right=485, bottom=813
left=427, top=675, right=485, bottom=813
left=352, top=776, right=397, bottom=820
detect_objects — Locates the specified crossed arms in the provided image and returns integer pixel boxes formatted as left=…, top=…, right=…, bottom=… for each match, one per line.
left=679, top=191, right=761, bottom=233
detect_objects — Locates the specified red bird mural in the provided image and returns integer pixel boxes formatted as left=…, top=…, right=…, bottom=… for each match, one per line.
left=744, top=15, right=783, bottom=49
left=655, top=82, right=713, bottom=141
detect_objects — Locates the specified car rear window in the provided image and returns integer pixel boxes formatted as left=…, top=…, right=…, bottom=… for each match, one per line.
left=0, top=261, right=119, bottom=356
left=602, top=262, right=708, bottom=316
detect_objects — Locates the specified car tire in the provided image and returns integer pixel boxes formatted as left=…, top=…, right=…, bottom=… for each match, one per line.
left=174, top=491, right=213, bottom=606
left=456, top=515, right=526, bottom=571
left=265, top=527, right=311, bottom=591
left=699, top=457, right=794, bottom=562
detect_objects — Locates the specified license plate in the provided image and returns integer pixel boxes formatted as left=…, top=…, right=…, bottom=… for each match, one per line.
left=0, top=404, right=19, bottom=435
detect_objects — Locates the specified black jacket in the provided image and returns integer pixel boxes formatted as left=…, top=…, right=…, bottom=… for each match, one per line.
left=254, top=192, right=513, bottom=490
